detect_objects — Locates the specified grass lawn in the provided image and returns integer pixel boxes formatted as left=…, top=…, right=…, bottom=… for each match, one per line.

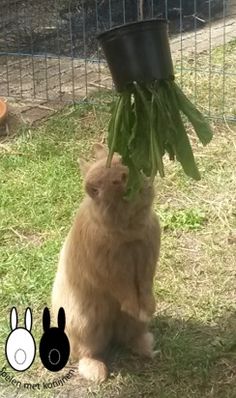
left=0, top=41, right=236, bottom=397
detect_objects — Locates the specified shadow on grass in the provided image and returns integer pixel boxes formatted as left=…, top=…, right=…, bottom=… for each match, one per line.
left=95, top=311, right=236, bottom=398
left=57, top=311, right=236, bottom=397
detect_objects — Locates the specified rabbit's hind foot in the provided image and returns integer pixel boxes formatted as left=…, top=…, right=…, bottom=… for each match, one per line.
left=78, top=357, right=108, bottom=383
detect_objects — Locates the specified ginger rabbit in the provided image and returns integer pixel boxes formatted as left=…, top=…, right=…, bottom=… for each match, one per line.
left=52, top=143, right=161, bottom=382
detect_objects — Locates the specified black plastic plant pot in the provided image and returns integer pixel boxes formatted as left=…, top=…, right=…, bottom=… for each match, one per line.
left=97, top=19, right=174, bottom=92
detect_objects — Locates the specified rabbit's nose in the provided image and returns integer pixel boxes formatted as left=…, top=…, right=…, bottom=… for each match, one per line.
left=14, top=349, right=26, bottom=365
left=48, top=348, right=60, bottom=365
left=112, top=173, right=127, bottom=186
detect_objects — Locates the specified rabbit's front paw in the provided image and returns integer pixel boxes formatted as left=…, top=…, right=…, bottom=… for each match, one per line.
left=121, top=298, right=139, bottom=320
left=139, top=294, right=156, bottom=322
left=138, top=309, right=151, bottom=322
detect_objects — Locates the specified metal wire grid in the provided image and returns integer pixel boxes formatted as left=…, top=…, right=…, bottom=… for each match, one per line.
left=0, top=0, right=235, bottom=120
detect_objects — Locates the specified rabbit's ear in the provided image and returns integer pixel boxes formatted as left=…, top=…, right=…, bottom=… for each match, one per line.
left=42, top=307, right=50, bottom=332
left=25, top=307, right=33, bottom=332
left=10, top=307, right=18, bottom=330
left=57, top=307, right=66, bottom=331
left=92, top=143, right=108, bottom=160
left=77, top=158, right=91, bottom=177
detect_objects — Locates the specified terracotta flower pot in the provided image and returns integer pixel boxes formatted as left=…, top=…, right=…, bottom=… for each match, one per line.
left=0, top=99, right=8, bottom=124
left=97, top=19, right=174, bottom=92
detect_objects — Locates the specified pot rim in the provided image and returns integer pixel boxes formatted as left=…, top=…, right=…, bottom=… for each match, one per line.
left=97, top=18, right=168, bottom=40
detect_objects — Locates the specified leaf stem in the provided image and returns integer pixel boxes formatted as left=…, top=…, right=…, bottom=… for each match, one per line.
left=106, top=95, right=124, bottom=167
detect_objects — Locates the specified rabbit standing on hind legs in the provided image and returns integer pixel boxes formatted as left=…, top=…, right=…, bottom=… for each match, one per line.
left=51, top=143, right=161, bottom=383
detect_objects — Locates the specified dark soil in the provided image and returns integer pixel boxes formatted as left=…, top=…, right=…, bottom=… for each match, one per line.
left=0, top=0, right=224, bottom=59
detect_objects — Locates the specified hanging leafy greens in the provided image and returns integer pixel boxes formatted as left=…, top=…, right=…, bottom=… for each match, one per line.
left=107, top=80, right=213, bottom=199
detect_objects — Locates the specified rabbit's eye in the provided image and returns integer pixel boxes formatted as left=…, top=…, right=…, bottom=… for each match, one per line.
left=91, top=187, right=98, bottom=195
left=121, top=172, right=127, bottom=182
left=86, top=183, right=99, bottom=198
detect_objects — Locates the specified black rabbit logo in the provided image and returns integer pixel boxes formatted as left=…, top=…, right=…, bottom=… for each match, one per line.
left=39, top=307, right=70, bottom=372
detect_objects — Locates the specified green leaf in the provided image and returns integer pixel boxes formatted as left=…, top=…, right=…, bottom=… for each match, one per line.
left=129, top=87, right=152, bottom=176
left=150, top=94, right=164, bottom=178
left=164, top=83, right=201, bottom=180
left=123, top=156, right=144, bottom=201
left=107, top=94, right=126, bottom=166
left=173, top=81, right=213, bottom=145
left=110, top=92, right=133, bottom=160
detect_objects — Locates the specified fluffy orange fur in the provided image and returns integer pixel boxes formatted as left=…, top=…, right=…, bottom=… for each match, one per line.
left=51, top=143, right=161, bottom=382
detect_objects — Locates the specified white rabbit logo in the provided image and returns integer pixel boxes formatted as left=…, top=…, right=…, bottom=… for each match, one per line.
left=5, top=307, right=36, bottom=372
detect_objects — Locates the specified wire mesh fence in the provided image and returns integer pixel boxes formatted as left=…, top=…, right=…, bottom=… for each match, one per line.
left=0, top=0, right=235, bottom=120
